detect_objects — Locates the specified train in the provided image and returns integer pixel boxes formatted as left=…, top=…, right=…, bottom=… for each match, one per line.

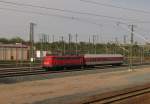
left=42, top=54, right=124, bottom=70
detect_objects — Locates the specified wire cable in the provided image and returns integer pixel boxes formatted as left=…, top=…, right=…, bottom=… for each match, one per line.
left=80, top=0, right=150, bottom=15
left=0, top=7, right=103, bottom=26
left=0, top=0, right=148, bottom=22
left=117, top=23, right=149, bottom=43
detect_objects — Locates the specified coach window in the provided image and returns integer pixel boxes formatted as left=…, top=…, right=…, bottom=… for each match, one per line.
left=92, top=58, right=94, bottom=62
left=96, top=58, right=98, bottom=62
left=89, top=58, right=91, bottom=62
left=93, top=58, right=95, bottom=62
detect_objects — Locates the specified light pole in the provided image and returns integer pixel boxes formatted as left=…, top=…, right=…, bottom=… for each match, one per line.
left=129, top=24, right=136, bottom=71
left=88, top=35, right=91, bottom=54
left=29, top=22, right=36, bottom=64
left=75, top=34, right=78, bottom=55
left=61, top=36, right=65, bottom=55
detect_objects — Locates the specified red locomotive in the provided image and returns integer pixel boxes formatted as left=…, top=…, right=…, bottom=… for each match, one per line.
left=42, top=54, right=124, bottom=70
left=42, top=55, right=84, bottom=70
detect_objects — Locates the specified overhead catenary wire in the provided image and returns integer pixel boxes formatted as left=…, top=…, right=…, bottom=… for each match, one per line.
left=0, top=0, right=149, bottom=23
left=0, top=7, right=103, bottom=26
left=80, top=0, right=150, bottom=15
left=117, top=23, right=150, bottom=43
left=0, top=1, right=149, bottom=44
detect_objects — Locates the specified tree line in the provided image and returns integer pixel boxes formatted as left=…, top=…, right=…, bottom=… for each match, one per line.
left=0, top=37, right=149, bottom=57
left=0, top=37, right=26, bottom=44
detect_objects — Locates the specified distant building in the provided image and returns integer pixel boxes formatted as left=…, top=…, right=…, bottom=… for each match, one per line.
left=36, top=50, right=47, bottom=58
left=0, top=44, right=29, bottom=61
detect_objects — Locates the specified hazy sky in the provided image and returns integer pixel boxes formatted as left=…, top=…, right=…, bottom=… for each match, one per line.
left=0, top=0, right=150, bottom=44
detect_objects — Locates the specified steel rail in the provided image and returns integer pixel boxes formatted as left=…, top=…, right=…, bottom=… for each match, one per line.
left=86, top=84, right=150, bottom=104
left=0, top=63, right=149, bottom=78
left=0, top=65, right=125, bottom=78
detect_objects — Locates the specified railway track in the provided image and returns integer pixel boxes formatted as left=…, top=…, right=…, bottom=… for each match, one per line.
left=0, top=63, right=40, bottom=68
left=0, top=63, right=149, bottom=79
left=85, top=84, right=150, bottom=104
left=0, top=65, right=125, bottom=78
left=0, top=67, right=46, bottom=78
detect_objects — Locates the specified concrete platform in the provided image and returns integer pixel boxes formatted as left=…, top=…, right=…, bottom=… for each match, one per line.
left=0, top=67, right=150, bottom=104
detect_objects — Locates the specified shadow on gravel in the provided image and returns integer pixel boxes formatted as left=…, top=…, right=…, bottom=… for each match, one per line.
left=0, top=76, right=45, bottom=84
left=0, top=78, right=18, bottom=84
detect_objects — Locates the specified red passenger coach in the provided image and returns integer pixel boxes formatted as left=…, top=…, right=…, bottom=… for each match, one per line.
left=84, top=54, right=124, bottom=66
left=42, top=55, right=84, bottom=70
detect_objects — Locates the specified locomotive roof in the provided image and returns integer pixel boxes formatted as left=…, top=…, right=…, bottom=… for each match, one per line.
left=84, top=54, right=123, bottom=57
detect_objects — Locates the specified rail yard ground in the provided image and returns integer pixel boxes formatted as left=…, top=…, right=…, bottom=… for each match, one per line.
left=0, top=64, right=149, bottom=84
left=0, top=66, right=150, bottom=104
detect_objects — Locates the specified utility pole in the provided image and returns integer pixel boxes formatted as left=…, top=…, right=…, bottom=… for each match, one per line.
left=114, top=37, right=118, bottom=54
left=61, top=36, right=65, bottom=55
left=129, top=24, right=136, bottom=71
left=95, top=35, right=99, bottom=54
left=29, top=22, right=36, bottom=63
left=115, top=37, right=118, bottom=44
left=51, top=35, right=54, bottom=52
left=124, top=35, right=127, bottom=44
left=88, top=36, right=91, bottom=54
left=68, top=33, right=72, bottom=51
left=140, top=46, right=144, bottom=65
left=123, top=35, right=127, bottom=57
left=43, top=34, right=47, bottom=51
left=21, top=40, right=23, bottom=66
left=93, top=35, right=96, bottom=54
left=48, top=35, right=50, bottom=51
left=93, top=35, right=95, bottom=54
left=75, top=34, right=78, bottom=55
left=52, top=35, right=54, bottom=43
left=40, top=35, right=43, bottom=58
